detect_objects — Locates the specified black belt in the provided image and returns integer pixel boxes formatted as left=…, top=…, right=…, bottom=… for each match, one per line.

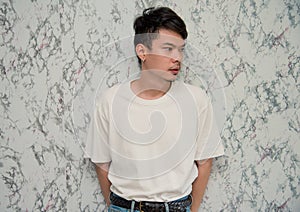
left=110, top=192, right=192, bottom=212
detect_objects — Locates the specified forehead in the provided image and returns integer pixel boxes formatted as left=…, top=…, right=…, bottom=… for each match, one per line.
left=153, top=29, right=185, bottom=46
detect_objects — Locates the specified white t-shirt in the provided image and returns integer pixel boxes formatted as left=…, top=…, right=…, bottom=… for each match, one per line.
left=84, top=80, right=224, bottom=202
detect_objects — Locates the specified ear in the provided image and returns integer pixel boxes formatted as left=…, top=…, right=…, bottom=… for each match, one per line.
left=135, top=43, right=147, bottom=62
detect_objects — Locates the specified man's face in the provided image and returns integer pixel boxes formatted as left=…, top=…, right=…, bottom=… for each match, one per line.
left=143, top=29, right=185, bottom=81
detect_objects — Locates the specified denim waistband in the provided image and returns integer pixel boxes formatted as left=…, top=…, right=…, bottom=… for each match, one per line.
left=110, top=192, right=192, bottom=212
left=110, top=192, right=190, bottom=202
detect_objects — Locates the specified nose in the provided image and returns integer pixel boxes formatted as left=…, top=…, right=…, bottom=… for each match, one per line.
left=171, top=48, right=183, bottom=62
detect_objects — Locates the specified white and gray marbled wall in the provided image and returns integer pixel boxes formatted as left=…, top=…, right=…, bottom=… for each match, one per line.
left=0, top=0, right=299, bottom=211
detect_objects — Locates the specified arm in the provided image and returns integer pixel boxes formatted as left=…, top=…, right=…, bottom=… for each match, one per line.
left=95, top=163, right=112, bottom=206
left=190, top=158, right=213, bottom=212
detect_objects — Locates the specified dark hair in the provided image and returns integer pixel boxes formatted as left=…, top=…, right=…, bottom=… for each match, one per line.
left=133, top=7, right=188, bottom=65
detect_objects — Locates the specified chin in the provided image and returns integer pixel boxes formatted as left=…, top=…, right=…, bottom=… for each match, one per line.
left=166, top=75, right=177, bottom=82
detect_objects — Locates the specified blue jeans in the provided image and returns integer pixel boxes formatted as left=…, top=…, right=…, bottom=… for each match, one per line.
left=108, top=205, right=191, bottom=212
left=107, top=194, right=191, bottom=212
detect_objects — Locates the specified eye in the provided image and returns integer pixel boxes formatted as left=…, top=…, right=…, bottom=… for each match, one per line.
left=179, top=47, right=185, bottom=52
left=163, top=47, right=173, bottom=51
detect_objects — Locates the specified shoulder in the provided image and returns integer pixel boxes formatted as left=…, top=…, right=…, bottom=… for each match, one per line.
left=183, top=82, right=207, bottom=97
left=177, top=81, right=210, bottom=106
left=95, top=83, right=123, bottom=106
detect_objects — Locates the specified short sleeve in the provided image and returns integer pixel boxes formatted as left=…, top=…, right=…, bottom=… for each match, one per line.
left=84, top=98, right=111, bottom=163
left=195, top=99, right=224, bottom=161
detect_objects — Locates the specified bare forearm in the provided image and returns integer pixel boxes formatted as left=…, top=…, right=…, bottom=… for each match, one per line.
left=191, top=159, right=213, bottom=212
left=95, top=163, right=111, bottom=206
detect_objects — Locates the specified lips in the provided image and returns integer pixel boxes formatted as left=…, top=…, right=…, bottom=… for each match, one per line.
left=169, top=68, right=179, bottom=75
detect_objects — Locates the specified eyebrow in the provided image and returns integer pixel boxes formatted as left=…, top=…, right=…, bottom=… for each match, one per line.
left=161, top=42, right=186, bottom=48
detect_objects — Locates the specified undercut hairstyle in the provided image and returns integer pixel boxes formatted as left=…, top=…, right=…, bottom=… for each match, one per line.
left=133, top=7, right=188, bottom=65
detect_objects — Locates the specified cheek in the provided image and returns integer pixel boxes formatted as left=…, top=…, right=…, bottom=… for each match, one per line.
left=155, top=51, right=172, bottom=59
left=148, top=54, right=169, bottom=64
left=153, top=59, right=170, bottom=70
left=153, top=54, right=172, bottom=63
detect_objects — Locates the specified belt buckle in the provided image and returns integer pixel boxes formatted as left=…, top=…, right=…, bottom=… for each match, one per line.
left=139, top=201, right=144, bottom=212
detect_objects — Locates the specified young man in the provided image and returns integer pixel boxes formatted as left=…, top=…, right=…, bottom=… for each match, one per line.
left=85, top=7, right=224, bottom=212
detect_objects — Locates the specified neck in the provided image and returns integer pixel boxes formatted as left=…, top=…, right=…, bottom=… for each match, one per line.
left=131, top=71, right=172, bottom=100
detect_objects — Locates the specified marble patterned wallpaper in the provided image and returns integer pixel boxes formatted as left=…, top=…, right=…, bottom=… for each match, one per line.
left=0, top=0, right=299, bottom=211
